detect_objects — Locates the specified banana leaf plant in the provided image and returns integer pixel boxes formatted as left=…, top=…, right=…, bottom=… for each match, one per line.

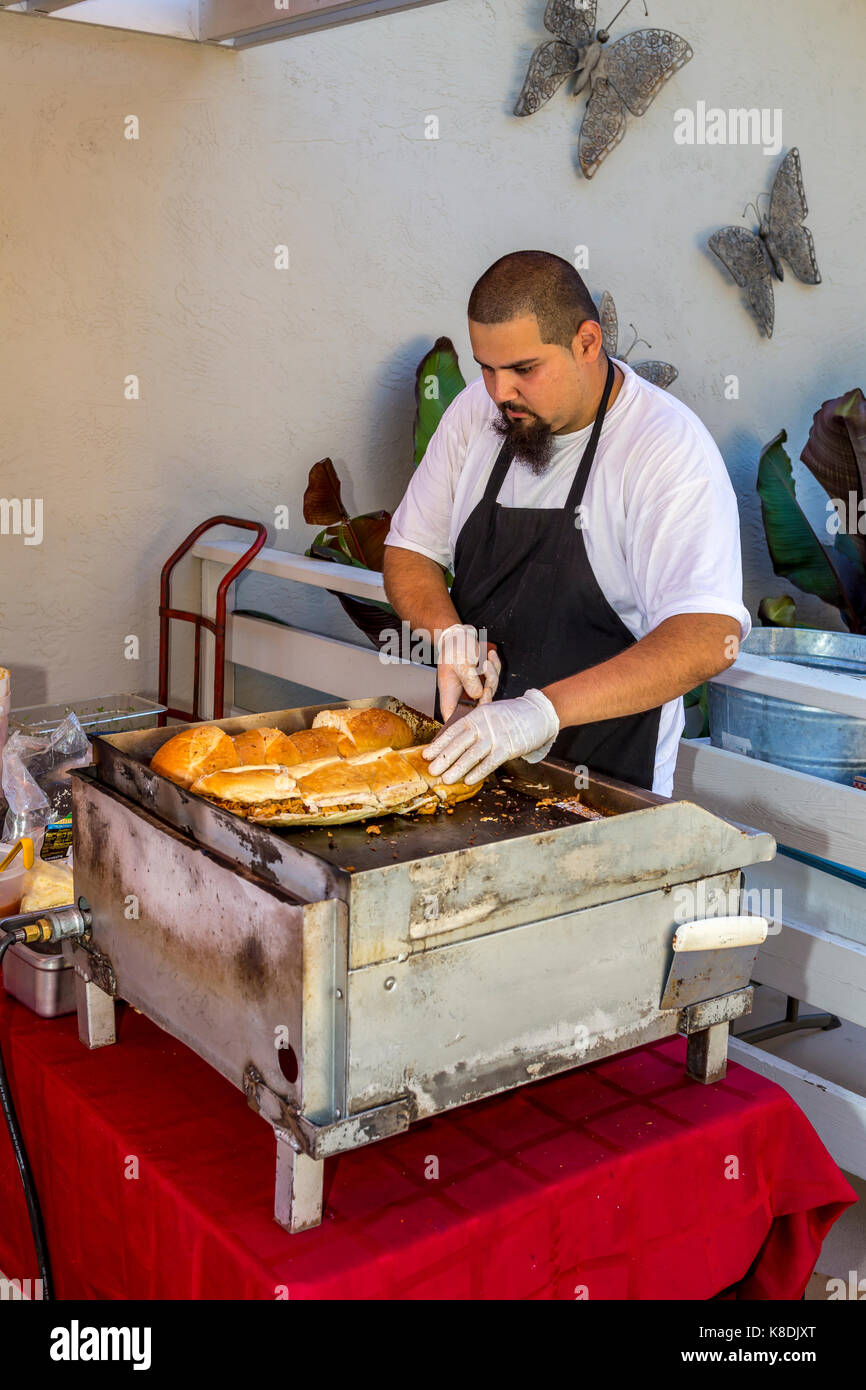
left=757, top=389, right=866, bottom=634
left=690, top=389, right=866, bottom=741
left=682, top=681, right=710, bottom=739
left=303, top=338, right=466, bottom=646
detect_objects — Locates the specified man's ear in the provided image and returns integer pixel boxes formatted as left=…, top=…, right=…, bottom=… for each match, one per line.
left=571, top=319, right=604, bottom=365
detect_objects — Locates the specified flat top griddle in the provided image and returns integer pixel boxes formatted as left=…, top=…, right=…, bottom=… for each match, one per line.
left=91, top=697, right=663, bottom=889
left=277, top=774, right=607, bottom=873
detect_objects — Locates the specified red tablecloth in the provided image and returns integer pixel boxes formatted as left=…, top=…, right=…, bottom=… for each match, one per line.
left=0, top=982, right=855, bottom=1300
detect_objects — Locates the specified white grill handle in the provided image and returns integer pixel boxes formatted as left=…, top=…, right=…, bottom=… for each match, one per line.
left=672, top=916, right=768, bottom=952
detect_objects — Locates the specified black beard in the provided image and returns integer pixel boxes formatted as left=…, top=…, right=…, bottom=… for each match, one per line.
left=491, top=407, right=556, bottom=476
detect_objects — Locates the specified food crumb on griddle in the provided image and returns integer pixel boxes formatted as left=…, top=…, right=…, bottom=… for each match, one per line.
left=366, top=825, right=381, bottom=835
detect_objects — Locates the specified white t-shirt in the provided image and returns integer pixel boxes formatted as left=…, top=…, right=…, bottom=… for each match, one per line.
left=385, top=358, right=751, bottom=795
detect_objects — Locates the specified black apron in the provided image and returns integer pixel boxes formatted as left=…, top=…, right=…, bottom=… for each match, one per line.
left=441, top=358, right=662, bottom=790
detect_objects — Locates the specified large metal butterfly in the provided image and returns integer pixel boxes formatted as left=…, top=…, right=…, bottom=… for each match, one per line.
left=708, top=148, right=822, bottom=338
left=514, top=0, right=693, bottom=179
left=598, top=292, right=678, bottom=389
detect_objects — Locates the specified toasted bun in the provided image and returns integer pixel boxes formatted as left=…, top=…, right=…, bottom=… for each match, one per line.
left=190, top=764, right=299, bottom=803
left=401, top=745, right=484, bottom=805
left=232, top=727, right=299, bottom=766
left=283, top=727, right=356, bottom=764
left=313, top=707, right=413, bottom=753
left=349, top=749, right=429, bottom=809
left=151, top=726, right=239, bottom=789
left=400, top=745, right=439, bottom=790
left=294, top=761, right=378, bottom=810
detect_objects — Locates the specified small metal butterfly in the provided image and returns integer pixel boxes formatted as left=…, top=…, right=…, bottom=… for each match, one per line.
left=514, top=0, right=693, bottom=178
left=598, top=292, right=678, bottom=389
left=708, top=148, right=822, bottom=338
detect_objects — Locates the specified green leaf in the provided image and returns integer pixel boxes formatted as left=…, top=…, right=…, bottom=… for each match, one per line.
left=682, top=681, right=709, bottom=738
left=757, top=430, right=866, bottom=630
left=835, top=529, right=862, bottom=565
left=414, top=337, right=466, bottom=466
left=758, top=594, right=798, bottom=626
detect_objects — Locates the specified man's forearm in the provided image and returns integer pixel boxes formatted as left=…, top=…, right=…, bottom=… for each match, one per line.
left=382, top=545, right=461, bottom=647
left=541, top=614, right=740, bottom=729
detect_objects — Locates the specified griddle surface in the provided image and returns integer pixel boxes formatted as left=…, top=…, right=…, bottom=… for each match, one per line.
left=276, top=775, right=607, bottom=873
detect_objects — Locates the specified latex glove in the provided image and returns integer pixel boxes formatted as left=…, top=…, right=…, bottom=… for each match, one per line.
left=424, top=688, right=560, bottom=785
left=436, top=624, right=501, bottom=722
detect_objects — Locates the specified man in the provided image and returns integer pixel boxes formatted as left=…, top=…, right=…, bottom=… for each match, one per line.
left=382, top=250, right=750, bottom=795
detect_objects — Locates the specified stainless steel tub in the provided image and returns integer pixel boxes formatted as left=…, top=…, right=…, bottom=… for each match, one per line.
left=709, top=629, right=866, bottom=784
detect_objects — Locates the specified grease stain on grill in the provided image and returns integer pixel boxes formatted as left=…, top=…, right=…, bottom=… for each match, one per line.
left=236, top=933, right=267, bottom=995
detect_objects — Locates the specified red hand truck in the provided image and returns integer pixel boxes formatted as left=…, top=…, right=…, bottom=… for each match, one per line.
left=158, top=516, right=268, bottom=727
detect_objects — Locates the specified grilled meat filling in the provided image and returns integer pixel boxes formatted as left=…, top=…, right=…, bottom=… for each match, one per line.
left=201, top=794, right=305, bottom=817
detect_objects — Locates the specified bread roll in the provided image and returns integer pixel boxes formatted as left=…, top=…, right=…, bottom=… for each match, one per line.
left=293, top=761, right=379, bottom=813
left=346, top=749, right=429, bottom=809
left=401, top=745, right=483, bottom=806
left=150, top=726, right=239, bottom=789
left=312, top=707, right=413, bottom=753
left=190, top=764, right=305, bottom=817
left=283, top=727, right=356, bottom=764
left=232, top=726, right=299, bottom=766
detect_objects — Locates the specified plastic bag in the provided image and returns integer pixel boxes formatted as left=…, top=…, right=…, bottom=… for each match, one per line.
left=1, top=712, right=91, bottom=853
left=21, top=855, right=74, bottom=912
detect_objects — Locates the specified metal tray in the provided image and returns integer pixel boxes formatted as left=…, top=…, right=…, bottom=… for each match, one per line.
left=2, top=939, right=76, bottom=1018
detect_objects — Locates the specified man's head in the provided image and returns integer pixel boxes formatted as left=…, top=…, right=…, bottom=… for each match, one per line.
left=468, top=250, right=607, bottom=473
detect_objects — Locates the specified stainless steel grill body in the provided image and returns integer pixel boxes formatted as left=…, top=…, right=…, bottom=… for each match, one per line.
left=67, top=698, right=775, bottom=1231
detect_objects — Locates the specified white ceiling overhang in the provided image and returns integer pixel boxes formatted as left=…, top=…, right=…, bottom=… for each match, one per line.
left=0, top=0, right=447, bottom=46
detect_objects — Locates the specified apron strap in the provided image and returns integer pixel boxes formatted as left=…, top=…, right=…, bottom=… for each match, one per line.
left=480, top=438, right=516, bottom=504
left=564, top=355, right=616, bottom=512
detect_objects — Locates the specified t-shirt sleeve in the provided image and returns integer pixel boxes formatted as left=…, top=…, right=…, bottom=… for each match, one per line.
left=384, top=390, right=468, bottom=570
left=624, top=415, right=752, bottom=641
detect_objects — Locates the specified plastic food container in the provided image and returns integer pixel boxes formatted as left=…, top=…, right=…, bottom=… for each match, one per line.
left=0, top=852, right=28, bottom=920
left=9, top=694, right=166, bottom=739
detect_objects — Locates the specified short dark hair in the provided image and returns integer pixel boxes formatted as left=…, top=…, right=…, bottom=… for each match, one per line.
left=468, top=250, right=599, bottom=350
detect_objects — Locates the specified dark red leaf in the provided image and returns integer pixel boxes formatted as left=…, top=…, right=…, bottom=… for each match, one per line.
left=349, top=511, right=392, bottom=571
left=303, top=458, right=347, bottom=525
left=801, top=389, right=866, bottom=564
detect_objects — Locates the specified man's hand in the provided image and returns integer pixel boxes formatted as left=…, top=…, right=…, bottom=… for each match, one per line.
left=382, top=549, right=501, bottom=718
left=424, top=689, right=560, bottom=784
left=436, top=624, right=501, bottom=722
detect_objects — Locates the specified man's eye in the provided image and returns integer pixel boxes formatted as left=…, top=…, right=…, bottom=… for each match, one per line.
left=515, top=366, right=533, bottom=375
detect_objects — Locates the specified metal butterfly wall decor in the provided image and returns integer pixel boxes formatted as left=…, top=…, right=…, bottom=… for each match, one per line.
left=514, top=0, right=693, bottom=179
left=708, top=148, right=822, bottom=338
left=598, top=292, right=678, bottom=389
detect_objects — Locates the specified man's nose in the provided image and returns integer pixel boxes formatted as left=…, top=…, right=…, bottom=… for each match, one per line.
left=493, top=375, right=521, bottom=402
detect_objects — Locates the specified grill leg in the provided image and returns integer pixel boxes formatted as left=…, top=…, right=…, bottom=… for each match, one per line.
left=274, top=1134, right=324, bottom=1233
left=75, top=974, right=116, bottom=1049
left=686, top=1020, right=729, bottom=1085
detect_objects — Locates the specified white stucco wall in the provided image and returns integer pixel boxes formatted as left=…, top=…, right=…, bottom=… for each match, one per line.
left=1, top=0, right=864, bottom=709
